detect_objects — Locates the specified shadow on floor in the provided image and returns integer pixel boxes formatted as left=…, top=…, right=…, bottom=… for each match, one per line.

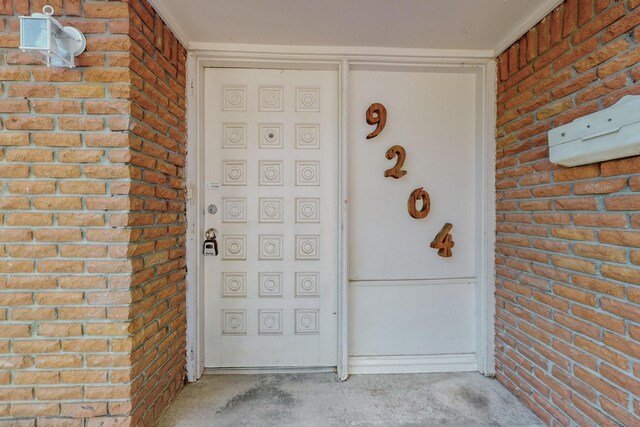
left=158, top=372, right=542, bottom=426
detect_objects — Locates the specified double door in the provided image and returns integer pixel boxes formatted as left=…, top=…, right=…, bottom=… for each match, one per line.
left=202, top=66, right=479, bottom=372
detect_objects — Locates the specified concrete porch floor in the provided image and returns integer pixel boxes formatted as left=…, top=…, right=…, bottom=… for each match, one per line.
left=158, top=372, right=543, bottom=426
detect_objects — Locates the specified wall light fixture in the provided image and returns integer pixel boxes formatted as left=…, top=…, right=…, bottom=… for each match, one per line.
left=19, top=5, right=86, bottom=68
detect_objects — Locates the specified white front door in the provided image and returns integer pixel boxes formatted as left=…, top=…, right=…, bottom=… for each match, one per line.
left=348, top=68, right=479, bottom=373
left=203, top=68, right=339, bottom=368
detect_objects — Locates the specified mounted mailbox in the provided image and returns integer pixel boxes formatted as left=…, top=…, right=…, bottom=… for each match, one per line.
left=548, top=95, right=640, bottom=167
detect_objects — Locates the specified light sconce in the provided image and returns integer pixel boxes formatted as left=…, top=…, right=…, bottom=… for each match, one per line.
left=19, top=5, right=86, bottom=68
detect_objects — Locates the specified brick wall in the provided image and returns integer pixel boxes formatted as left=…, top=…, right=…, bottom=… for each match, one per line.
left=496, top=0, right=640, bottom=425
left=0, top=1, right=187, bottom=425
left=125, top=1, right=187, bottom=424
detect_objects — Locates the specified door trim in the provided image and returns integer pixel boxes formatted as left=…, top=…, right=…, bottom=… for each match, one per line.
left=348, top=354, right=477, bottom=375
left=185, top=47, right=496, bottom=382
left=204, top=366, right=336, bottom=375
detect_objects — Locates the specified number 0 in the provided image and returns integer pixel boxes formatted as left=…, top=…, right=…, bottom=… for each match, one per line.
left=408, top=187, right=430, bottom=219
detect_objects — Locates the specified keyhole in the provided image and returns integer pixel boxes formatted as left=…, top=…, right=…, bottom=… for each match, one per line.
left=268, top=132, right=274, bottom=139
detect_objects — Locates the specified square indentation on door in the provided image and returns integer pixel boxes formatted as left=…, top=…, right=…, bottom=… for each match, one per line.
left=222, top=235, right=246, bottom=260
left=259, top=272, right=283, bottom=297
left=295, top=272, right=319, bottom=297
left=295, top=124, right=320, bottom=149
left=222, top=85, right=247, bottom=111
left=259, top=123, right=283, bottom=149
left=259, top=235, right=283, bottom=260
left=259, top=161, right=283, bottom=186
left=259, top=86, right=284, bottom=112
left=295, top=86, right=320, bottom=112
left=295, top=235, right=319, bottom=260
left=222, top=272, right=246, bottom=297
left=295, top=161, right=319, bottom=186
left=259, top=310, right=283, bottom=335
left=222, top=123, right=247, bottom=149
left=222, top=310, right=246, bottom=335
left=295, top=198, right=319, bottom=223
left=259, top=198, right=283, bottom=223
left=295, top=309, right=319, bottom=334
left=222, top=198, right=247, bottom=223
left=223, top=161, right=247, bottom=186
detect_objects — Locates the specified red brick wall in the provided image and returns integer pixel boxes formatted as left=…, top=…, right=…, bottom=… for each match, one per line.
left=125, top=1, right=187, bottom=425
left=0, top=1, right=186, bottom=425
left=496, top=0, right=640, bottom=425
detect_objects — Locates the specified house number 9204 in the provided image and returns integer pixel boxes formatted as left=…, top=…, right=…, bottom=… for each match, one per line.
left=366, top=102, right=454, bottom=257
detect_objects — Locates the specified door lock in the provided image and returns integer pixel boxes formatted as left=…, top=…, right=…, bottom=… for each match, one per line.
left=207, top=204, right=217, bottom=215
left=203, top=228, right=218, bottom=256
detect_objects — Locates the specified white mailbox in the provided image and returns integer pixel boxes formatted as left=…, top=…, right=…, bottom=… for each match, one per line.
left=548, top=95, right=640, bottom=167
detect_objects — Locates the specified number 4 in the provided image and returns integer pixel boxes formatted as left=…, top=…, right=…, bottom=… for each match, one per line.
left=430, top=223, right=454, bottom=257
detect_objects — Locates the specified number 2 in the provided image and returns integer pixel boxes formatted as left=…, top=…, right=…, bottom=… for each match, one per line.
left=366, top=103, right=387, bottom=139
left=384, top=145, right=407, bottom=179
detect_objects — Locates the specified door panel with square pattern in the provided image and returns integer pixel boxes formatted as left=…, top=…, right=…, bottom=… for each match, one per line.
left=203, top=68, right=338, bottom=367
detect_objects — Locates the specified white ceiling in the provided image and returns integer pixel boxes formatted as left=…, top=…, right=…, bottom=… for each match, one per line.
left=150, top=0, right=562, bottom=55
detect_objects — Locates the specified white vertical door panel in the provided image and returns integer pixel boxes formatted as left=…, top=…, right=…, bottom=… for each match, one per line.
left=348, top=69, right=478, bottom=368
left=203, top=68, right=338, bottom=368
left=349, top=70, right=476, bottom=281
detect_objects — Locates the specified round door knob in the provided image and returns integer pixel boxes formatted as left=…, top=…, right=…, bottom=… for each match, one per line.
left=205, top=228, right=217, bottom=239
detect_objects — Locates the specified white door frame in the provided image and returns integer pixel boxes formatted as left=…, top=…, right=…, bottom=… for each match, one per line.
left=185, top=44, right=496, bottom=382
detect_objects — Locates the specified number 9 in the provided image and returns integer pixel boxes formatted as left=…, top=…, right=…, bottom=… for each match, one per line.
left=366, top=103, right=387, bottom=139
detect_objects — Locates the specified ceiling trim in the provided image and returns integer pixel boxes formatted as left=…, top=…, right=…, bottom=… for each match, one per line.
left=493, top=0, right=564, bottom=56
left=188, top=42, right=495, bottom=61
left=147, top=0, right=190, bottom=48
left=149, top=0, right=564, bottom=58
